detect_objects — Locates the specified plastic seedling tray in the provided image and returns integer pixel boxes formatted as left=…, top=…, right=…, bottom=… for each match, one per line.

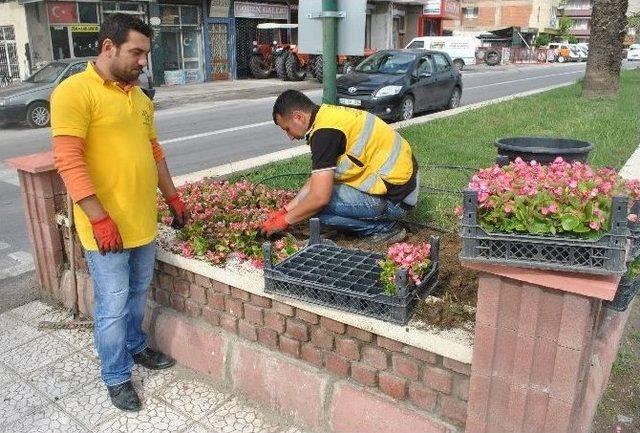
left=263, top=219, right=439, bottom=325
left=460, top=189, right=630, bottom=276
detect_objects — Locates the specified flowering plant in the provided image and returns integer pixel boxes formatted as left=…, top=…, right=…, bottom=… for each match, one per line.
left=379, top=242, right=432, bottom=296
left=455, top=157, right=640, bottom=238
left=158, top=180, right=298, bottom=268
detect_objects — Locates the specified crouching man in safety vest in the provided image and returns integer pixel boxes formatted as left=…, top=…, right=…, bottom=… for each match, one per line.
left=262, top=90, right=419, bottom=243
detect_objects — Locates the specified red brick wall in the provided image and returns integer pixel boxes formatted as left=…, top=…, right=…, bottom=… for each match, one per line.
left=150, top=261, right=470, bottom=429
left=472, top=5, right=496, bottom=27
left=501, top=5, right=533, bottom=28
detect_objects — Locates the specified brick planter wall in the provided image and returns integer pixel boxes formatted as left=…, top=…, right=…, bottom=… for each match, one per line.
left=69, top=260, right=469, bottom=432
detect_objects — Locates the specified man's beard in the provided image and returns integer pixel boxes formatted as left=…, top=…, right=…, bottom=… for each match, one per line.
left=110, top=61, right=141, bottom=84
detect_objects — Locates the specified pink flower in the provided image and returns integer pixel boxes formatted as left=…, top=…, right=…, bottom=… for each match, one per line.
left=628, top=213, right=638, bottom=223
left=503, top=204, right=513, bottom=214
left=589, top=221, right=600, bottom=231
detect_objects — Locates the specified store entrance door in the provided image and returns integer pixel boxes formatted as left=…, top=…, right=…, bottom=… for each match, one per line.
left=161, top=28, right=182, bottom=71
left=51, top=27, right=71, bottom=60
left=210, top=22, right=230, bottom=80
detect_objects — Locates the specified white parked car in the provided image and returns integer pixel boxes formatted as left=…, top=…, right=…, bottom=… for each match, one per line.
left=569, top=44, right=587, bottom=62
left=628, top=44, right=640, bottom=61
left=404, top=36, right=479, bottom=70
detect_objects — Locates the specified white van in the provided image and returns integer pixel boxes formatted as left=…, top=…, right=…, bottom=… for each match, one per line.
left=404, top=36, right=480, bottom=70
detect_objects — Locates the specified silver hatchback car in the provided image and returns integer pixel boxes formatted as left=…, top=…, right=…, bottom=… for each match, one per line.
left=0, top=57, right=155, bottom=128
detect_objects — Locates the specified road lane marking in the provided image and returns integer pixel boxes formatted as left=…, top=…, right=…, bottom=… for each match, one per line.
left=159, top=121, right=273, bottom=145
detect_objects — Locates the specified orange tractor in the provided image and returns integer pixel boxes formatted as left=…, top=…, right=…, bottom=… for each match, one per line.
left=249, top=23, right=375, bottom=83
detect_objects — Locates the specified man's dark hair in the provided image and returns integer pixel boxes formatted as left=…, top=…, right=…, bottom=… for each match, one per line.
left=272, top=90, right=318, bottom=123
left=98, top=13, right=153, bottom=53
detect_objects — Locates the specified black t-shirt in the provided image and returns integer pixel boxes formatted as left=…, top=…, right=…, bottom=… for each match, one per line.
left=308, top=127, right=418, bottom=204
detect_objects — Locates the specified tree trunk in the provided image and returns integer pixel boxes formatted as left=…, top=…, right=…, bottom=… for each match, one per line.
left=582, top=0, right=628, bottom=99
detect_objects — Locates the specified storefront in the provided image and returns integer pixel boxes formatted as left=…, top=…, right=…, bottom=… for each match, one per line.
left=419, top=0, right=460, bottom=36
left=154, top=2, right=205, bottom=85
left=232, top=1, right=294, bottom=79
left=47, top=1, right=101, bottom=59
left=45, top=1, right=154, bottom=60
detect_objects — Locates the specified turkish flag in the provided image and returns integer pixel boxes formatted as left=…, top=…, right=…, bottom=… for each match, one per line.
left=48, top=2, right=78, bottom=24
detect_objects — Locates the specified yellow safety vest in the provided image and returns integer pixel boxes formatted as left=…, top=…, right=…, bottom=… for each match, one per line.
left=307, top=105, right=414, bottom=196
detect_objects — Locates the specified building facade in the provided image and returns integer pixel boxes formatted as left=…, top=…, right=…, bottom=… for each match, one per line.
left=561, top=0, right=591, bottom=43
left=4, top=0, right=451, bottom=86
left=445, top=0, right=559, bottom=36
left=0, top=0, right=30, bottom=80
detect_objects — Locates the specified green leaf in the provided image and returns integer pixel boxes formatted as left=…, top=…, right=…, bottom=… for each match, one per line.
left=561, top=215, right=580, bottom=231
left=531, top=222, right=550, bottom=234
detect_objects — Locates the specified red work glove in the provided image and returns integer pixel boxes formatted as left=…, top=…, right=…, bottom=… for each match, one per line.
left=266, top=208, right=287, bottom=221
left=90, top=214, right=123, bottom=255
left=167, top=193, right=188, bottom=229
left=261, top=212, right=290, bottom=237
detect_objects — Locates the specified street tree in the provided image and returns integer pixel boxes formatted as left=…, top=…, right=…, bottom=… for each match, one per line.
left=582, top=0, right=629, bottom=98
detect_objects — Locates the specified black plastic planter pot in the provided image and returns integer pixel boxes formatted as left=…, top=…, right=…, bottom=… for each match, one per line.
left=263, top=219, right=440, bottom=325
left=494, top=137, right=594, bottom=164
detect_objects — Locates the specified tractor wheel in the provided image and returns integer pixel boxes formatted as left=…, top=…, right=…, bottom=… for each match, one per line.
left=285, top=53, right=306, bottom=81
left=312, top=56, right=323, bottom=83
left=452, top=59, right=465, bottom=71
left=275, top=52, right=289, bottom=81
left=249, top=54, right=271, bottom=79
left=484, top=50, right=501, bottom=66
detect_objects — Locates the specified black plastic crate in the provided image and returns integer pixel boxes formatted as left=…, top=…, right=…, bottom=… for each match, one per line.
left=460, top=189, right=630, bottom=276
left=263, top=219, right=440, bottom=325
left=604, top=273, right=640, bottom=312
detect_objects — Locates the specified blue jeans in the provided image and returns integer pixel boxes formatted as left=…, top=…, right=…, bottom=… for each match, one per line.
left=85, top=241, right=156, bottom=387
left=317, top=184, right=408, bottom=236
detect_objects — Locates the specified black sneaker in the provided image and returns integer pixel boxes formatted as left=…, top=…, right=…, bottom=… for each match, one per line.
left=107, top=381, right=141, bottom=412
left=363, top=226, right=407, bottom=245
left=133, top=348, right=176, bottom=370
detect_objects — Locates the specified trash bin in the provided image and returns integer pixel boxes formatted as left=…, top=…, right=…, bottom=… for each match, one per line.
left=494, top=137, right=594, bottom=164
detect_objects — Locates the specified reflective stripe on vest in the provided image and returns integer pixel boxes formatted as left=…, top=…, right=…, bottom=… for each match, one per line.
left=378, top=132, right=403, bottom=177
left=351, top=112, right=376, bottom=158
left=335, top=157, right=351, bottom=176
left=360, top=173, right=379, bottom=193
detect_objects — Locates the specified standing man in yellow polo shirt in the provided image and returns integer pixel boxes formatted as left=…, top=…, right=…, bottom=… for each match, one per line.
left=51, top=14, right=187, bottom=412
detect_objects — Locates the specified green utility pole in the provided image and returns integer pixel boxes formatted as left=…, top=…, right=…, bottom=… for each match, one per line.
left=321, top=0, right=338, bottom=104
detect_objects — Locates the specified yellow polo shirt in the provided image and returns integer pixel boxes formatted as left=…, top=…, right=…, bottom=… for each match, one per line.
left=51, top=62, right=159, bottom=251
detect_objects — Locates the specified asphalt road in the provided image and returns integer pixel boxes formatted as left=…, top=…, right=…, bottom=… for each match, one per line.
left=0, top=61, right=627, bottom=308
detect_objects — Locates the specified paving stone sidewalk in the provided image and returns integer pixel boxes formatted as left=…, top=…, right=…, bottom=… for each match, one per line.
left=0, top=301, right=310, bottom=433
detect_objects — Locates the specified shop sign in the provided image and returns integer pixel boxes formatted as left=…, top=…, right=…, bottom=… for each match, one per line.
left=71, top=24, right=99, bottom=33
left=234, top=1, right=289, bottom=20
left=423, top=0, right=441, bottom=16
left=209, top=0, right=230, bottom=17
left=47, top=2, right=78, bottom=24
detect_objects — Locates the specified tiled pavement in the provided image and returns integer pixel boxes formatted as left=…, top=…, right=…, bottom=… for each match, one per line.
left=0, top=301, right=310, bottom=433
